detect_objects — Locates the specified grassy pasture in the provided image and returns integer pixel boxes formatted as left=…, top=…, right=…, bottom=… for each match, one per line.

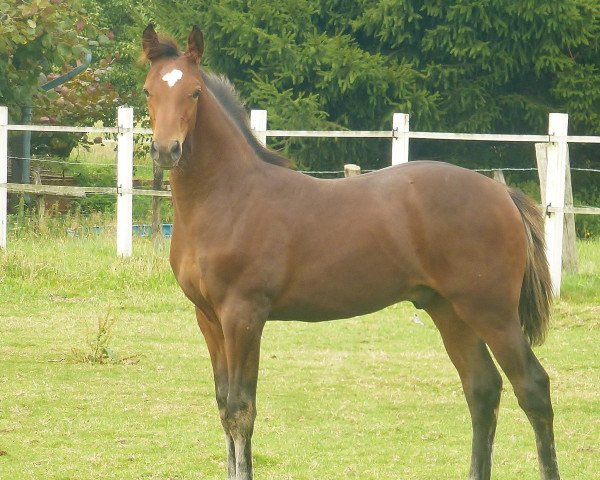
left=1, top=235, right=599, bottom=479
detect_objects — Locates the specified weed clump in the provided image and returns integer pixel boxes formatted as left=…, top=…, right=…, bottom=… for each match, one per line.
left=69, top=311, right=138, bottom=365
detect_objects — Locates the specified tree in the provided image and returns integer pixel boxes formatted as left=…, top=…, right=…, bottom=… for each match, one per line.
left=154, top=0, right=434, bottom=170
left=30, top=0, right=156, bottom=158
left=153, top=0, right=600, bottom=173
left=79, top=0, right=154, bottom=117
left=353, top=0, right=600, bottom=176
left=354, top=0, right=600, bottom=135
left=0, top=0, right=89, bottom=117
left=1, top=0, right=94, bottom=186
left=5, top=1, right=600, bottom=175
left=0, top=0, right=156, bottom=194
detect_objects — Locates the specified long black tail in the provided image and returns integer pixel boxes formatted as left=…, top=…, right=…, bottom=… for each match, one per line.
left=509, top=188, right=553, bottom=346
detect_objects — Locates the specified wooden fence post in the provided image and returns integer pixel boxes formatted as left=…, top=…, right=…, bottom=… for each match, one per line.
left=536, top=142, right=578, bottom=274
left=535, top=143, right=548, bottom=207
left=544, top=113, right=569, bottom=297
left=562, top=148, right=578, bottom=273
left=344, top=164, right=361, bottom=177
left=492, top=169, right=506, bottom=185
left=117, top=107, right=133, bottom=257
left=392, top=113, right=409, bottom=165
left=151, top=165, right=164, bottom=250
left=31, top=165, right=46, bottom=223
left=250, top=109, right=267, bottom=146
left=0, top=106, right=7, bottom=250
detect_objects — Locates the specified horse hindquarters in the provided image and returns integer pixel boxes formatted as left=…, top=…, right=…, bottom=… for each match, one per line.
left=424, top=184, right=558, bottom=480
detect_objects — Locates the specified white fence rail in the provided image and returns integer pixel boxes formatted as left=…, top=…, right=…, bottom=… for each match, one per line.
left=1, top=105, right=600, bottom=295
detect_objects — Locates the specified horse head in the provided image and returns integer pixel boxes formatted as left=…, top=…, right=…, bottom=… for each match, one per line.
left=142, top=24, right=204, bottom=169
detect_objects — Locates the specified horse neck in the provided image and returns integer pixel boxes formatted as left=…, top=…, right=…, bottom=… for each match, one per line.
left=169, top=90, right=262, bottom=209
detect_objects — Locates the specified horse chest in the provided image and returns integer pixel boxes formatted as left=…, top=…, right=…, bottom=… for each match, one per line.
left=170, top=244, right=252, bottom=311
left=170, top=248, right=213, bottom=309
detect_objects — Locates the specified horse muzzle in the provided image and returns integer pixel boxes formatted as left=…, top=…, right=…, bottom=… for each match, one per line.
left=151, top=139, right=182, bottom=169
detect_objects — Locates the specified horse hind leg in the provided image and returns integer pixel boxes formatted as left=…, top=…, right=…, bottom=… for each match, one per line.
left=450, top=299, right=560, bottom=480
left=484, top=324, right=560, bottom=480
left=426, top=298, right=503, bottom=480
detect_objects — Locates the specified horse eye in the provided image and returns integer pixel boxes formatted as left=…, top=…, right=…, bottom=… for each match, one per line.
left=143, top=88, right=150, bottom=97
left=192, top=88, right=202, bottom=99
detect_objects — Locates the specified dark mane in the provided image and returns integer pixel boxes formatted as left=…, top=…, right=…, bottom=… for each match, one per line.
left=201, top=71, right=293, bottom=168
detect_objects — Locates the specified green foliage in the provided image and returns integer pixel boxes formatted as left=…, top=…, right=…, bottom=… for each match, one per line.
left=79, top=0, right=153, bottom=115
left=151, top=0, right=600, bottom=172
left=29, top=0, right=154, bottom=159
left=32, top=67, right=121, bottom=157
left=34, top=0, right=155, bottom=159
left=0, top=0, right=151, bottom=162
left=154, top=0, right=435, bottom=169
left=0, top=0, right=88, bottom=115
left=69, top=310, right=139, bottom=364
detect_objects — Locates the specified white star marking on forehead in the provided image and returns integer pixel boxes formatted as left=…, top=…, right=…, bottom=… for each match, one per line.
left=162, top=69, right=183, bottom=87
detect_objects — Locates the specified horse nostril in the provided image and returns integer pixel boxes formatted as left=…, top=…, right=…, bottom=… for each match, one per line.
left=170, top=140, right=182, bottom=160
left=150, top=141, right=159, bottom=160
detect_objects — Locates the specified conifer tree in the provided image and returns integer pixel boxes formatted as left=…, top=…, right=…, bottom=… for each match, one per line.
left=154, top=0, right=600, bottom=172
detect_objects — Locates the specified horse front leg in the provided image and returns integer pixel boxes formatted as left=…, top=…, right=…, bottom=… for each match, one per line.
left=195, top=307, right=236, bottom=479
left=219, top=301, right=267, bottom=480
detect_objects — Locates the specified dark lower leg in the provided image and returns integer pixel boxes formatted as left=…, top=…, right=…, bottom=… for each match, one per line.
left=233, top=436, right=252, bottom=480
left=489, top=335, right=560, bottom=480
left=518, top=354, right=560, bottom=480
left=218, top=390, right=237, bottom=479
left=195, top=309, right=237, bottom=478
left=532, top=417, right=559, bottom=480
left=216, top=383, right=237, bottom=479
left=225, top=434, right=236, bottom=479
left=225, top=396, right=256, bottom=480
left=426, top=301, right=501, bottom=480
left=463, top=351, right=502, bottom=480
left=220, top=308, right=265, bottom=480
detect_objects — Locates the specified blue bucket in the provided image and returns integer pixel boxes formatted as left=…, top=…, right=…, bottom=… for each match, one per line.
left=133, top=224, right=172, bottom=238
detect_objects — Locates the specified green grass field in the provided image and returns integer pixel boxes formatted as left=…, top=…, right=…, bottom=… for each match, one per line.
left=1, top=235, right=599, bottom=479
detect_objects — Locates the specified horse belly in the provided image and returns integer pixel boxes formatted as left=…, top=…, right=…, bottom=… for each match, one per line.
left=269, top=233, right=420, bottom=321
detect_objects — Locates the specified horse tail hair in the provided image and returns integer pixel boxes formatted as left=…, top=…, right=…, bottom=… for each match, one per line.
left=509, top=188, right=553, bottom=346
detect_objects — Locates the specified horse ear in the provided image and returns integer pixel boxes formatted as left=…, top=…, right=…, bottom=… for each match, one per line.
left=142, top=24, right=159, bottom=60
left=186, top=26, right=204, bottom=64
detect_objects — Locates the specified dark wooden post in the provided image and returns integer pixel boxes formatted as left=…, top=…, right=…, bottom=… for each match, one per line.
left=151, top=164, right=164, bottom=250
left=31, top=164, right=45, bottom=224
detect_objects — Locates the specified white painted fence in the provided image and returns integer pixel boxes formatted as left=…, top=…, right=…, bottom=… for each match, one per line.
left=1, top=105, right=600, bottom=296
left=0, top=108, right=8, bottom=250
left=116, top=107, right=134, bottom=257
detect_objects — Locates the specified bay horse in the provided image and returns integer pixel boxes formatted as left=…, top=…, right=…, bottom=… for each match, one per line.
left=142, top=25, right=560, bottom=480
